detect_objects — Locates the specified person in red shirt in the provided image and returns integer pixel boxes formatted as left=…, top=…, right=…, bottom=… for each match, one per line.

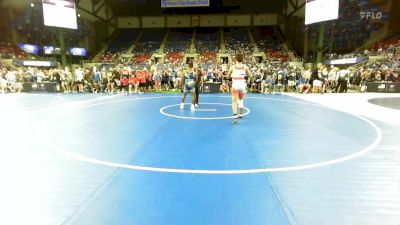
left=120, top=75, right=129, bottom=93
left=144, top=68, right=153, bottom=92
left=128, top=73, right=139, bottom=94
left=136, top=70, right=147, bottom=94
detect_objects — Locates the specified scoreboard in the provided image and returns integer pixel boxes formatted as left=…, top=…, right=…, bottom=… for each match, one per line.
left=161, top=0, right=210, bottom=8
left=305, top=0, right=339, bottom=25
left=42, top=0, right=77, bottom=29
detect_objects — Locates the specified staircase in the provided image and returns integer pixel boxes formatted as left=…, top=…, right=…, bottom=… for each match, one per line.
left=126, top=31, right=144, bottom=54
left=189, top=28, right=196, bottom=53
left=92, top=30, right=121, bottom=61
left=219, top=27, right=226, bottom=53
left=247, top=28, right=259, bottom=53
left=282, top=43, right=298, bottom=61
left=158, top=29, right=171, bottom=53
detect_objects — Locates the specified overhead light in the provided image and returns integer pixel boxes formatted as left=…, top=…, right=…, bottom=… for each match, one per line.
left=78, top=14, right=81, bottom=17
left=30, top=3, right=34, bottom=7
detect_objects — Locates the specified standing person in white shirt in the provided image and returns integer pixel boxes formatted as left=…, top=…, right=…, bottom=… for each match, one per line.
left=6, top=70, right=22, bottom=93
left=64, top=67, right=74, bottom=93
left=336, top=67, right=349, bottom=93
left=0, top=68, right=8, bottom=94
left=328, top=67, right=338, bottom=92
left=75, top=67, right=84, bottom=93
left=36, top=69, right=45, bottom=83
left=227, top=52, right=253, bottom=124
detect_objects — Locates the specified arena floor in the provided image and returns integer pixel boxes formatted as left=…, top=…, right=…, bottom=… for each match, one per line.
left=1, top=92, right=399, bottom=225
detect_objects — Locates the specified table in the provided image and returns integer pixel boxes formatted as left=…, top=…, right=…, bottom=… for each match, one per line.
left=23, top=82, right=57, bottom=93
left=202, top=82, right=221, bottom=93
left=366, top=82, right=400, bottom=93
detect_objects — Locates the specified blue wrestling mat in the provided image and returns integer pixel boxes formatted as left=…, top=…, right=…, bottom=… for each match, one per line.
left=1, top=93, right=398, bottom=225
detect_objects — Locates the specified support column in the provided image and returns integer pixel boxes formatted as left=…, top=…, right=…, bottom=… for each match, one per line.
left=303, top=27, right=308, bottom=60
left=383, top=0, right=393, bottom=36
left=8, top=8, right=18, bottom=45
left=316, top=23, right=325, bottom=63
left=330, top=24, right=334, bottom=54
left=58, top=29, right=67, bottom=67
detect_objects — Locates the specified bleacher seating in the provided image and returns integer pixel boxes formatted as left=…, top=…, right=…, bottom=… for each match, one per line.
left=0, top=42, right=27, bottom=59
left=132, top=53, right=152, bottom=64
left=133, top=29, right=165, bottom=54
left=10, top=3, right=90, bottom=48
left=107, top=29, right=140, bottom=54
left=196, top=28, right=220, bottom=53
left=369, top=35, right=400, bottom=51
left=196, top=28, right=220, bottom=63
left=165, top=29, right=192, bottom=53
left=306, top=0, right=384, bottom=50
left=164, top=29, right=192, bottom=63
left=130, top=29, right=166, bottom=64
left=224, top=27, right=253, bottom=54
left=166, top=52, right=184, bottom=63
left=252, top=27, right=288, bottom=61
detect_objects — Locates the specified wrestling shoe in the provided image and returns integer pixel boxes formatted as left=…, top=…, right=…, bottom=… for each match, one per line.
left=233, top=115, right=239, bottom=124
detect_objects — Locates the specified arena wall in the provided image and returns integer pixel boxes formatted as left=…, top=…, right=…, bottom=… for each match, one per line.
left=117, top=14, right=278, bottom=29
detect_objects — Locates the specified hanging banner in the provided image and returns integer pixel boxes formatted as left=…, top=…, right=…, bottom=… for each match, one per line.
left=324, top=56, right=369, bottom=65
left=13, top=59, right=59, bottom=67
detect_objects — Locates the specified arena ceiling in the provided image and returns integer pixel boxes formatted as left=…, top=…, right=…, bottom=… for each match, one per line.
left=107, top=0, right=285, bottom=16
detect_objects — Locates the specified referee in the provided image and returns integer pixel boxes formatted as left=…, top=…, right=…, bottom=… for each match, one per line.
left=194, top=63, right=202, bottom=107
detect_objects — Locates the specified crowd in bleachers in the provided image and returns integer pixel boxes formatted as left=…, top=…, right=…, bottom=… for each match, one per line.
left=99, top=52, right=119, bottom=62
left=2, top=47, right=398, bottom=95
left=195, top=28, right=220, bottom=67
left=325, top=35, right=400, bottom=61
left=134, top=29, right=165, bottom=54
left=307, top=0, right=385, bottom=50
left=0, top=42, right=60, bottom=62
left=164, top=29, right=193, bottom=63
left=166, top=29, right=192, bottom=53
left=369, top=36, right=400, bottom=52
left=196, top=28, right=220, bottom=53
left=224, top=28, right=253, bottom=62
left=2, top=24, right=400, bottom=95
left=9, top=3, right=90, bottom=54
left=109, top=29, right=140, bottom=54
left=0, top=42, right=27, bottom=59
left=96, top=26, right=291, bottom=68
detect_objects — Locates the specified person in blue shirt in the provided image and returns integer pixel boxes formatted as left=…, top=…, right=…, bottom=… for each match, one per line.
left=180, top=61, right=199, bottom=111
left=93, top=68, right=101, bottom=93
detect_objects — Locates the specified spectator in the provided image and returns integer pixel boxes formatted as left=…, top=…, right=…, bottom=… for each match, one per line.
left=128, top=73, right=139, bottom=94
left=336, top=67, right=350, bottom=93
left=1, top=68, right=8, bottom=93
left=74, top=67, right=84, bottom=93
left=220, top=80, right=230, bottom=93
left=153, top=69, right=162, bottom=93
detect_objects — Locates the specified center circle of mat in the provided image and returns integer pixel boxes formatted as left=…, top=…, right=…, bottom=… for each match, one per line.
left=159, top=102, right=251, bottom=120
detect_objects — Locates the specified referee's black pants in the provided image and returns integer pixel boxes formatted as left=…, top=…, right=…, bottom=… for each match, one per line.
left=336, top=79, right=347, bottom=93
left=195, top=85, right=200, bottom=104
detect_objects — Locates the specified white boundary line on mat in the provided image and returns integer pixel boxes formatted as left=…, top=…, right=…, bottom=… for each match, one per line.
left=36, top=95, right=382, bottom=174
